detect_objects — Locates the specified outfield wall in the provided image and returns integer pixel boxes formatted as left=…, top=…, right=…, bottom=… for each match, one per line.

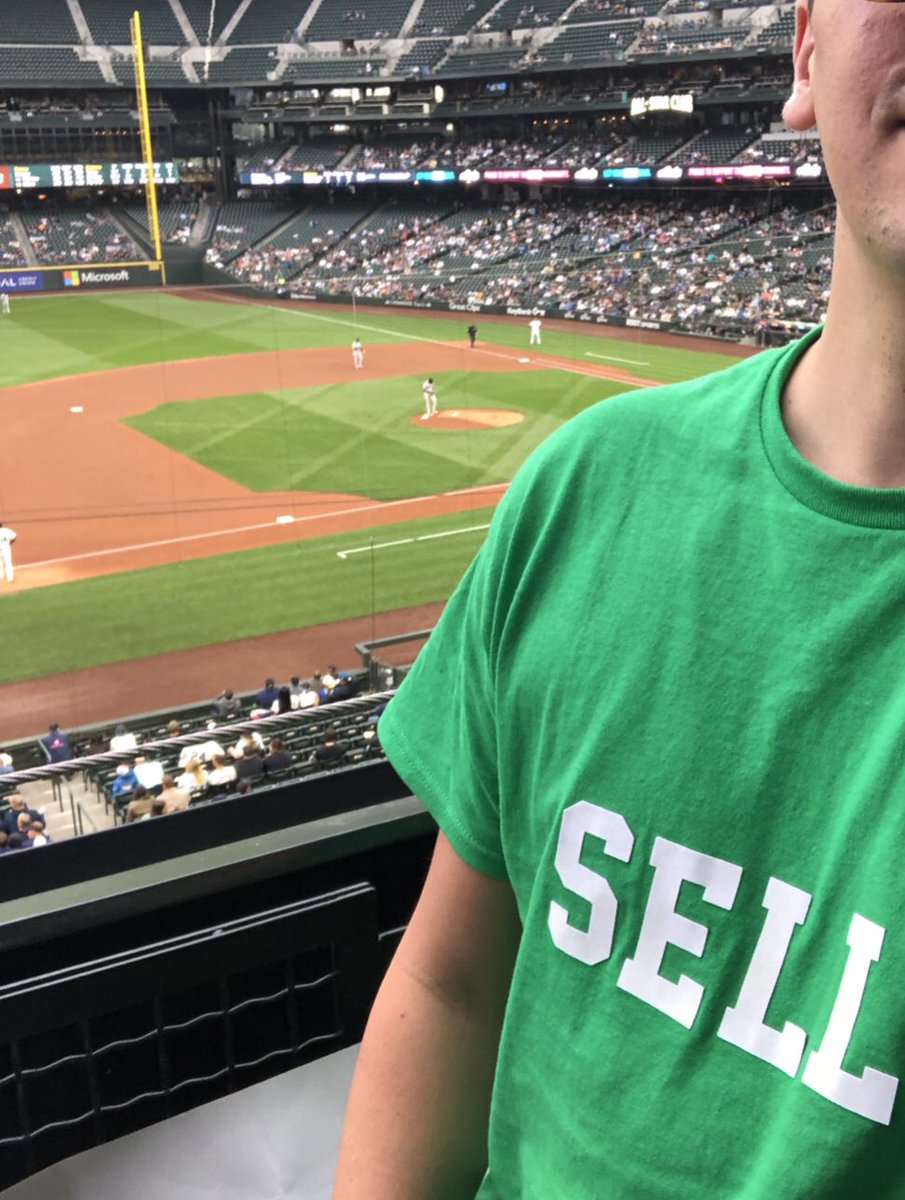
left=282, top=288, right=819, bottom=348
left=0, top=260, right=164, bottom=293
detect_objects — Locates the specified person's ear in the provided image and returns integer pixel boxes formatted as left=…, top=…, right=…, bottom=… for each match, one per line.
left=783, top=1, right=817, bottom=131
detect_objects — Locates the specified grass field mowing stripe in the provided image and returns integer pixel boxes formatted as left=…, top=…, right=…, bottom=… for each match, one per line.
left=337, top=523, right=491, bottom=559
left=0, top=507, right=497, bottom=682
left=213, top=295, right=654, bottom=387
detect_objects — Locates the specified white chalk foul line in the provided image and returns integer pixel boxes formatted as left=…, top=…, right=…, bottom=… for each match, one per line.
left=585, top=351, right=650, bottom=366
left=337, top=523, right=491, bottom=560
left=20, top=483, right=507, bottom=571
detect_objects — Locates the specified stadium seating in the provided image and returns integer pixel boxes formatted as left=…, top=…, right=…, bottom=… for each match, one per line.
left=282, top=55, right=388, bottom=82
left=304, top=0, right=414, bottom=41
left=411, top=0, right=498, bottom=37
left=206, top=46, right=282, bottom=82
left=122, top=200, right=200, bottom=242
left=21, top=209, right=139, bottom=265
left=228, top=202, right=370, bottom=286
left=672, top=130, right=758, bottom=165
left=228, top=0, right=309, bottom=43
left=177, top=0, right=243, bottom=41
left=205, top=201, right=299, bottom=265
left=394, top=39, right=449, bottom=74
left=480, top=0, right=575, bottom=32
left=79, top=0, right=184, bottom=44
left=0, top=0, right=77, bottom=42
left=0, top=218, right=27, bottom=266
left=0, top=48, right=106, bottom=84
left=437, top=45, right=531, bottom=75
left=541, top=18, right=644, bottom=63
left=280, top=139, right=351, bottom=169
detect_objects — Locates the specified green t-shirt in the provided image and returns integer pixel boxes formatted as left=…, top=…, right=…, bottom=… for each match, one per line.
left=379, top=328, right=905, bottom=1198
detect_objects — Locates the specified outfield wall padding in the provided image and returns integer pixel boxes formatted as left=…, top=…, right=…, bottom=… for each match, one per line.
left=0, top=261, right=164, bottom=292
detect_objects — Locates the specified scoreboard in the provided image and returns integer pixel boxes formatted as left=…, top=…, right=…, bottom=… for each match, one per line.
left=0, top=161, right=179, bottom=190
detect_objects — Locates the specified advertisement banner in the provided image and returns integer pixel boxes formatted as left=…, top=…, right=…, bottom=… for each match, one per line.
left=0, top=270, right=44, bottom=292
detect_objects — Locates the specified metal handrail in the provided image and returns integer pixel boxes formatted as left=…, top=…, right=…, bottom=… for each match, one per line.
left=1, top=691, right=395, bottom=790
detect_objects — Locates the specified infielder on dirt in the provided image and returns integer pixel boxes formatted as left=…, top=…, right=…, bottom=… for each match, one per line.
left=352, top=338, right=364, bottom=369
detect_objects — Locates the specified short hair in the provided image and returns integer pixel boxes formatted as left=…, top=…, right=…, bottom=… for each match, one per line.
left=265, top=677, right=274, bottom=688
left=162, top=774, right=175, bottom=789
left=269, top=737, right=284, bottom=752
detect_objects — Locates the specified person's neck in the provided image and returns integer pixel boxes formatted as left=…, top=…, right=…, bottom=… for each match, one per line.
left=783, top=224, right=905, bottom=489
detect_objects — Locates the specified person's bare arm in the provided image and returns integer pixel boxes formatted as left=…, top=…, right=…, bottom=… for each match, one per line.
left=332, top=832, right=521, bottom=1200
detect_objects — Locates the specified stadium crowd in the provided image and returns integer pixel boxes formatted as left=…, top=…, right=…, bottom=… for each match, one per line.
left=288, top=198, right=834, bottom=337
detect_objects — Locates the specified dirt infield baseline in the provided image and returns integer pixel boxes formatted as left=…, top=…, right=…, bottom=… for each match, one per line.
left=1, top=338, right=657, bottom=591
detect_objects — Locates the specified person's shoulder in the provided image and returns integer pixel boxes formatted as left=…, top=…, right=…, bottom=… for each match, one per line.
left=529, top=343, right=787, bottom=475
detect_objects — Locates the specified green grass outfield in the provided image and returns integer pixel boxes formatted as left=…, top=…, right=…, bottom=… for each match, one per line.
left=0, top=290, right=751, bottom=681
left=0, top=509, right=496, bottom=683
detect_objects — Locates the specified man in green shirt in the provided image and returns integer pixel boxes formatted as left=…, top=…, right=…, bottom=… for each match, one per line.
left=334, top=2, right=905, bottom=1196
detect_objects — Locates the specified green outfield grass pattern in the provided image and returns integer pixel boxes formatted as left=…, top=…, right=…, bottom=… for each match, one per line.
left=0, top=508, right=496, bottom=683
left=0, top=291, right=735, bottom=387
left=0, top=291, right=752, bottom=686
left=125, top=369, right=621, bottom=501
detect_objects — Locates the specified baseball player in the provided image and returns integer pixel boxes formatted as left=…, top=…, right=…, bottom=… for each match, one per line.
left=1, top=292, right=10, bottom=315
left=421, top=377, right=437, bottom=420
left=528, top=316, right=542, bottom=345
left=0, top=520, right=17, bottom=582
left=352, top=338, right=364, bottom=369
left=467, top=323, right=478, bottom=348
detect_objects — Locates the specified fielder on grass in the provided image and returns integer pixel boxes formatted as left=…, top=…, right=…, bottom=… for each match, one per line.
left=0, top=520, right=17, bottom=582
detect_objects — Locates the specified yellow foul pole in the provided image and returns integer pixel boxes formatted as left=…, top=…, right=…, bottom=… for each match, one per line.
left=130, top=10, right=166, bottom=280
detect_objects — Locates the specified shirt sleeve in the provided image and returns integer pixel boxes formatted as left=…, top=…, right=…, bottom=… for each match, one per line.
left=378, top=485, right=523, bottom=883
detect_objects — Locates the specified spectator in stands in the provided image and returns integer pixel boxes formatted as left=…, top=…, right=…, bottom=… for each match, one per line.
left=125, top=784, right=153, bottom=823
left=7, top=812, right=32, bottom=849
left=308, top=726, right=349, bottom=768
left=255, top=677, right=280, bottom=709
left=0, top=751, right=13, bottom=775
left=272, top=686, right=293, bottom=714
left=331, top=672, right=361, bottom=702
left=175, top=757, right=208, bottom=794
left=213, top=688, right=242, bottom=719
left=3, top=794, right=41, bottom=835
left=159, top=774, right=191, bottom=813
left=264, top=736, right=292, bottom=774
left=230, top=730, right=264, bottom=759
left=110, top=761, right=138, bottom=803
left=234, top=743, right=265, bottom=787
left=207, top=754, right=237, bottom=788
left=41, top=722, right=72, bottom=763
left=110, top=724, right=138, bottom=753
left=0, top=830, right=9, bottom=855
left=179, top=724, right=226, bottom=767
left=288, top=676, right=305, bottom=706
left=297, top=679, right=320, bottom=709
left=27, top=820, right=49, bottom=847
left=133, top=754, right=164, bottom=792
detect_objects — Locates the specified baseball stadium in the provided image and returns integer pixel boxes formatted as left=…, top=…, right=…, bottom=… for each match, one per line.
left=0, top=0, right=837, bottom=1194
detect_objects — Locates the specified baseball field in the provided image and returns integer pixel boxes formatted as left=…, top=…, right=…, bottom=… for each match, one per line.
left=0, top=286, right=748, bottom=734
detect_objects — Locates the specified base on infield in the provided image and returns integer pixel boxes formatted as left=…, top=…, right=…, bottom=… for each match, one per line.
left=411, top=408, right=525, bottom=430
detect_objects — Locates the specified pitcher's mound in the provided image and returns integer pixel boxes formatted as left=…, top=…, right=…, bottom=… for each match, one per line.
left=412, top=408, right=525, bottom=430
